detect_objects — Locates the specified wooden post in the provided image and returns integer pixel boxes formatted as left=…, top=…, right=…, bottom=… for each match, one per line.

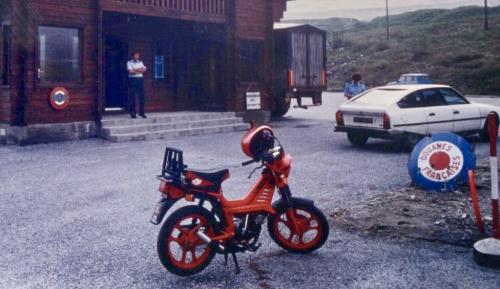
left=96, top=0, right=103, bottom=122
left=484, top=0, right=489, bottom=31
left=10, top=0, right=28, bottom=126
left=225, top=0, right=236, bottom=111
left=386, top=0, right=389, bottom=41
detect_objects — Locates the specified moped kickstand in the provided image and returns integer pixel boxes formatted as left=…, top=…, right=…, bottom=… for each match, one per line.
left=223, top=252, right=241, bottom=274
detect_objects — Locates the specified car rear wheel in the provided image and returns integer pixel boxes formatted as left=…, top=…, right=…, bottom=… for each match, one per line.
left=400, top=133, right=423, bottom=152
left=347, top=132, right=369, bottom=147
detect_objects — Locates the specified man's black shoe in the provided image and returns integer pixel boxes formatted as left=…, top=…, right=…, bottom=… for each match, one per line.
left=140, top=114, right=147, bottom=119
left=131, top=115, right=137, bottom=119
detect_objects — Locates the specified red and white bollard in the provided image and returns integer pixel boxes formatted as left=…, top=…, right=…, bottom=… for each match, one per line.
left=473, top=112, right=500, bottom=268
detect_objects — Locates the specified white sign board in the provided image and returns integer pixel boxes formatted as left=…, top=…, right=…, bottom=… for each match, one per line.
left=246, top=91, right=261, bottom=110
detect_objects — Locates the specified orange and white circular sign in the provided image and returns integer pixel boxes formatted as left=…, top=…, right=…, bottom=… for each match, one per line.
left=49, top=87, right=70, bottom=110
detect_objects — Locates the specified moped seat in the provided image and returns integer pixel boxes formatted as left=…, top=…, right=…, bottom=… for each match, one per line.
left=190, top=169, right=229, bottom=184
left=184, top=169, right=230, bottom=191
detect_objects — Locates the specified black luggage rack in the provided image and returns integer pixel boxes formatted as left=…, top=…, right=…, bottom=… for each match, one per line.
left=158, top=147, right=187, bottom=182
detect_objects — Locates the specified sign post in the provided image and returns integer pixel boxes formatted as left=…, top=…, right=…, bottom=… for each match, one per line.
left=246, top=91, right=261, bottom=111
left=473, top=112, right=500, bottom=268
left=408, top=133, right=476, bottom=192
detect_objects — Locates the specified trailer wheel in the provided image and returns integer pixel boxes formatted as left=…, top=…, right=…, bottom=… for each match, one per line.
left=272, top=107, right=290, bottom=118
left=272, top=94, right=291, bottom=118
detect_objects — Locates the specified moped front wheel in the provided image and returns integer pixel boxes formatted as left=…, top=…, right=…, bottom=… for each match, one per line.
left=157, top=206, right=216, bottom=276
left=268, top=204, right=329, bottom=253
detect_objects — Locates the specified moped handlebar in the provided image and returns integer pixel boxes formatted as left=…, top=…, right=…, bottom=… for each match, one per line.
left=242, top=159, right=258, bottom=166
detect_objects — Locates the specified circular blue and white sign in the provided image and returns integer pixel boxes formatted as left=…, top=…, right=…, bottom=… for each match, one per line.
left=408, top=133, right=476, bottom=192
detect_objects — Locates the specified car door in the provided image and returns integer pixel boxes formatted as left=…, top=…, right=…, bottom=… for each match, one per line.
left=394, top=91, right=428, bottom=135
left=439, top=88, right=481, bottom=133
left=423, top=89, right=455, bottom=134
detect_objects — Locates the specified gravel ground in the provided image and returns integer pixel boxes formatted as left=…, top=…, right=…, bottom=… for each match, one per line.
left=1, top=93, right=500, bottom=289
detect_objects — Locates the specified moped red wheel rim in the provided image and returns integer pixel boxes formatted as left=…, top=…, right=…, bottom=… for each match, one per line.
left=166, top=214, right=213, bottom=270
left=273, top=208, right=323, bottom=250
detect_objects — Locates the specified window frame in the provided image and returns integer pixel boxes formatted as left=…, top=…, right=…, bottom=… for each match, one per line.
left=397, top=91, right=426, bottom=109
left=154, top=55, right=165, bottom=80
left=420, top=88, right=448, bottom=107
left=36, top=24, right=84, bottom=87
left=439, top=88, right=470, bottom=105
left=152, top=40, right=174, bottom=86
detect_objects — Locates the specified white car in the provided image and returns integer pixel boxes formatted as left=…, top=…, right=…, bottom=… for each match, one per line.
left=334, top=84, right=500, bottom=149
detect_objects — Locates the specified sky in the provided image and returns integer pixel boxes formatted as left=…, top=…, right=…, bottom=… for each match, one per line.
left=284, top=0, right=500, bottom=20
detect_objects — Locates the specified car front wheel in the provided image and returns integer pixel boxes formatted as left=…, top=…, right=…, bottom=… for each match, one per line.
left=480, top=113, right=499, bottom=142
left=347, top=132, right=369, bottom=147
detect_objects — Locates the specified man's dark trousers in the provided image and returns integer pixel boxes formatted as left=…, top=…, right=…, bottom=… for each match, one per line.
left=128, top=77, right=145, bottom=117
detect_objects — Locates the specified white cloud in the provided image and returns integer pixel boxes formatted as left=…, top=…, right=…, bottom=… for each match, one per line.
left=284, top=0, right=500, bottom=20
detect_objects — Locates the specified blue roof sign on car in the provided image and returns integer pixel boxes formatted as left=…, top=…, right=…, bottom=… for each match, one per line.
left=408, top=133, right=476, bottom=192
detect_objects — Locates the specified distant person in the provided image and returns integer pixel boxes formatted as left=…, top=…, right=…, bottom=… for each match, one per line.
left=127, top=51, right=147, bottom=119
left=344, top=73, right=366, bottom=100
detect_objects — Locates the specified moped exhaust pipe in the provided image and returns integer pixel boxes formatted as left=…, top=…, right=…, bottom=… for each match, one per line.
left=196, top=231, right=225, bottom=253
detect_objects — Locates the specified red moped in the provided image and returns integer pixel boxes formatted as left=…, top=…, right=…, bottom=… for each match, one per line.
left=151, top=124, right=329, bottom=276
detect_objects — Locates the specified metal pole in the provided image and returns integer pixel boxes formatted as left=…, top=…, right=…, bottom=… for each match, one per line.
left=386, top=0, right=390, bottom=41
left=469, top=170, right=486, bottom=234
left=485, top=0, right=489, bottom=30
left=488, top=113, right=500, bottom=239
left=473, top=113, right=500, bottom=268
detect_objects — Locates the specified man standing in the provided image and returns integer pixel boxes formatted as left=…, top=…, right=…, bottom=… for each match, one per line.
left=344, top=73, right=366, bottom=100
left=127, top=51, right=147, bottom=118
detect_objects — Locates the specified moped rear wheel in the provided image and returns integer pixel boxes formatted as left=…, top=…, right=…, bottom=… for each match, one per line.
left=268, top=204, right=329, bottom=253
left=157, top=206, right=216, bottom=276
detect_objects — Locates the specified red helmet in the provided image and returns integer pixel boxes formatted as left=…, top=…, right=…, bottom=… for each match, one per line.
left=241, top=125, right=275, bottom=158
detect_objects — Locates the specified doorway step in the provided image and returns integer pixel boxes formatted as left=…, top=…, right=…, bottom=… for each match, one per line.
left=100, top=111, right=248, bottom=143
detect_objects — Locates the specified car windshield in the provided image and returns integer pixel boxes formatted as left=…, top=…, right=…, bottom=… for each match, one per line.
left=353, top=88, right=408, bottom=106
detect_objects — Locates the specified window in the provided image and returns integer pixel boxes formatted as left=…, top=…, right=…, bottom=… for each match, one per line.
left=354, top=88, right=407, bottom=106
left=154, top=55, right=165, bottom=79
left=440, top=88, right=468, bottom=105
left=239, top=40, right=263, bottom=82
left=1, top=24, right=10, bottom=85
left=153, top=40, right=173, bottom=83
left=422, top=89, right=447, bottom=107
left=38, top=26, right=81, bottom=83
left=397, top=92, right=426, bottom=108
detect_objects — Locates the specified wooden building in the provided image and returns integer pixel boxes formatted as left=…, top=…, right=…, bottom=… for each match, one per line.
left=0, top=0, right=289, bottom=144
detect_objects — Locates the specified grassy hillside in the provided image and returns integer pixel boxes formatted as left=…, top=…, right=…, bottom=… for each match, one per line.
left=311, top=6, right=500, bottom=94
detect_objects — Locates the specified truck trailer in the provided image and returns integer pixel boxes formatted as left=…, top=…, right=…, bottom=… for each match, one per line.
left=272, top=23, right=328, bottom=117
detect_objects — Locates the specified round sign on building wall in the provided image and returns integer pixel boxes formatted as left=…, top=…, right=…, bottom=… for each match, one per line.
left=408, top=133, right=476, bottom=192
left=49, top=87, right=70, bottom=110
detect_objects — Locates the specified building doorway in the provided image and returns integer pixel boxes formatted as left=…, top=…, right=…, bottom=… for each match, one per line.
left=102, top=12, right=228, bottom=113
left=189, top=36, right=226, bottom=111
left=104, top=35, right=128, bottom=109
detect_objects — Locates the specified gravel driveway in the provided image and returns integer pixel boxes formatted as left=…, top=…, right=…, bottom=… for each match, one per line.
left=1, top=93, right=499, bottom=289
